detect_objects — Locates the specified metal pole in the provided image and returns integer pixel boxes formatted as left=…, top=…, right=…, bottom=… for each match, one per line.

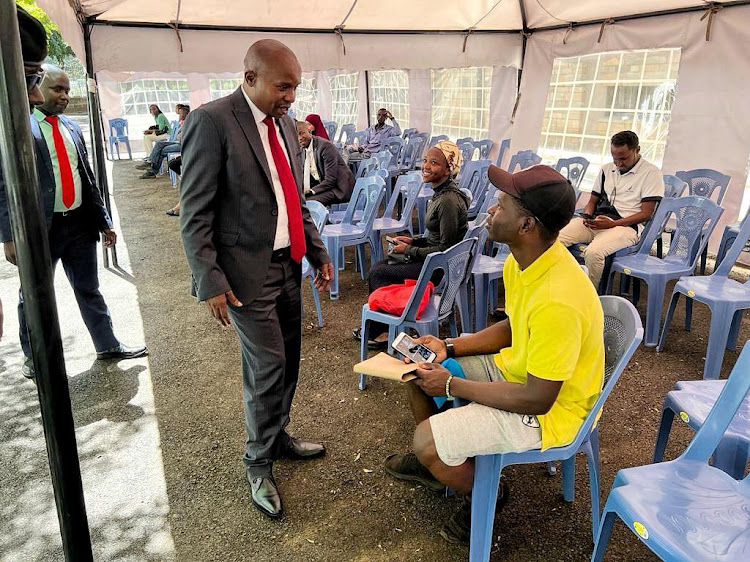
left=364, top=70, right=371, bottom=126
left=82, top=22, right=117, bottom=268
left=0, top=2, right=93, bottom=560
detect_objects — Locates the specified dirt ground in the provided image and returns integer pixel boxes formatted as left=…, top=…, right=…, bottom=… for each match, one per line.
left=113, top=160, right=747, bottom=562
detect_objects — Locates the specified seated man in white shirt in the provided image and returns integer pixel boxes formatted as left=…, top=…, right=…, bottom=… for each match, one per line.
left=344, top=108, right=401, bottom=163
left=558, top=130, right=664, bottom=288
left=297, top=121, right=355, bottom=206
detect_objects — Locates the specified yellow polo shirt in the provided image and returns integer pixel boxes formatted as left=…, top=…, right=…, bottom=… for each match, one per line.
left=494, top=242, right=604, bottom=450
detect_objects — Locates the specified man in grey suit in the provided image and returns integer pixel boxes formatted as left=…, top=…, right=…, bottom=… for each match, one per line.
left=297, top=121, right=355, bottom=206
left=179, top=39, right=333, bottom=519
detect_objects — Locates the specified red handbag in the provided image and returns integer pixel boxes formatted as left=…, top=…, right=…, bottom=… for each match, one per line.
left=368, top=280, right=434, bottom=319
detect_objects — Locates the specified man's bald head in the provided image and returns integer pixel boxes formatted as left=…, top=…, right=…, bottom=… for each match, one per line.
left=39, top=64, right=70, bottom=116
left=242, top=39, right=301, bottom=119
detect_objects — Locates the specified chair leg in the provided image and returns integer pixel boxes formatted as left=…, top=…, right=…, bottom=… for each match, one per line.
left=456, top=285, right=471, bottom=334
left=652, top=407, right=675, bottom=463
left=470, top=456, right=502, bottom=562
left=644, top=277, right=667, bottom=347
left=631, top=279, right=640, bottom=307
left=309, top=277, right=323, bottom=327
left=656, top=236, right=663, bottom=259
left=474, top=274, right=488, bottom=332
left=713, top=440, right=749, bottom=479
left=356, top=244, right=367, bottom=280
left=359, top=316, right=370, bottom=390
left=703, top=306, right=734, bottom=379
left=685, top=296, right=693, bottom=331
left=590, top=510, right=618, bottom=562
left=562, top=456, right=576, bottom=502
left=727, top=309, right=743, bottom=351
left=325, top=238, right=340, bottom=300
left=656, top=291, right=680, bottom=352
left=587, top=430, right=602, bottom=541
left=700, top=247, right=708, bottom=275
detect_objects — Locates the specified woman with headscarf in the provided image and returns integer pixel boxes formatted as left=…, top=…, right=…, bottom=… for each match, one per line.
left=305, top=114, right=330, bottom=140
left=354, top=140, right=470, bottom=348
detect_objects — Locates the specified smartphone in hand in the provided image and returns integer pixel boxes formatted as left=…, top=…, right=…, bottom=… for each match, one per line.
left=580, top=213, right=594, bottom=220
left=392, top=332, right=437, bottom=363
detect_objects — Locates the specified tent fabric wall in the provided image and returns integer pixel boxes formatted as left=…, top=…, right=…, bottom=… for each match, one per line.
left=511, top=5, right=750, bottom=248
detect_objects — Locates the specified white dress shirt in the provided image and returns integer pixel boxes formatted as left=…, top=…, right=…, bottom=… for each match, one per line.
left=34, top=108, right=83, bottom=212
left=303, top=137, right=321, bottom=194
left=241, top=87, right=292, bottom=250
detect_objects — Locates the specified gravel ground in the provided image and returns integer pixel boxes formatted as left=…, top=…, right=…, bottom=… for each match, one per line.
left=3, top=155, right=748, bottom=561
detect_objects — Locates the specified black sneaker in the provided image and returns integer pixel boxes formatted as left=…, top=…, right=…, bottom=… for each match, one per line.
left=439, top=479, right=510, bottom=545
left=21, top=357, right=35, bottom=380
left=352, top=328, right=388, bottom=350
left=384, top=453, right=445, bottom=492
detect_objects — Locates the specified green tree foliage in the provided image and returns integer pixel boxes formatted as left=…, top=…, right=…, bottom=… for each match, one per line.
left=16, top=0, right=75, bottom=66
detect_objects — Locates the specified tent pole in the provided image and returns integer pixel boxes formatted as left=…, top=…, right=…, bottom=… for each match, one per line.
left=0, top=2, right=93, bottom=560
left=364, top=70, right=371, bottom=126
left=517, top=0, right=529, bottom=99
left=82, top=22, right=118, bottom=268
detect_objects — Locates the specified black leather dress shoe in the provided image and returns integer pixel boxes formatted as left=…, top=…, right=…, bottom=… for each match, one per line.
left=282, top=437, right=326, bottom=460
left=248, top=475, right=283, bottom=519
left=96, top=344, right=148, bottom=360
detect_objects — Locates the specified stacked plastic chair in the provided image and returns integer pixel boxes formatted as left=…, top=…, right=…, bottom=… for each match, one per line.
left=108, top=118, right=132, bottom=160
left=591, top=341, right=750, bottom=561
left=301, top=201, right=329, bottom=327
left=336, top=123, right=355, bottom=147
left=322, top=120, right=337, bottom=142
left=369, top=172, right=422, bottom=261
left=554, top=156, right=589, bottom=190
left=470, top=296, right=643, bottom=560
left=507, top=150, right=542, bottom=172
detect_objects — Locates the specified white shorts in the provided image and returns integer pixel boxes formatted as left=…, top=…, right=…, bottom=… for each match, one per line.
left=429, top=354, right=543, bottom=467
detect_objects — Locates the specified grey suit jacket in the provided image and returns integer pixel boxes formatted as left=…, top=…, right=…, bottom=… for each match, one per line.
left=179, top=88, right=329, bottom=304
left=310, top=137, right=355, bottom=202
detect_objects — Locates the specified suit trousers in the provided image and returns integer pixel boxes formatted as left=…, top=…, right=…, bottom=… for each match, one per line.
left=307, top=190, right=344, bottom=206
left=228, top=256, right=302, bottom=478
left=18, top=211, right=119, bottom=358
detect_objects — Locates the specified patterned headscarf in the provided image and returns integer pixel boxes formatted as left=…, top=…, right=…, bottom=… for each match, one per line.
left=434, top=140, right=463, bottom=178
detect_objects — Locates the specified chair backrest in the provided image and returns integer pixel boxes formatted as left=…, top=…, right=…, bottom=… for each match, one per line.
left=478, top=185, right=498, bottom=216
left=109, top=118, right=128, bottom=139
left=461, top=159, right=491, bottom=199
left=456, top=137, right=475, bottom=147
left=356, top=156, right=378, bottom=179
left=373, top=150, right=392, bottom=171
left=401, top=133, right=428, bottom=170
left=554, top=156, right=590, bottom=189
left=495, top=138, right=511, bottom=168
left=508, top=150, right=542, bottom=172
left=429, top=134, right=449, bottom=148
left=338, top=123, right=355, bottom=145
left=662, top=174, right=688, bottom=199
left=456, top=142, right=476, bottom=184
left=637, top=196, right=723, bottom=266
left=399, top=238, right=478, bottom=325
left=355, top=179, right=387, bottom=232
left=714, top=211, right=750, bottom=278
left=381, top=136, right=405, bottom=165
left=305, top=200, right=329, bottom=232
left=342, top=176, right=386, bottom=225
left=402, top=128, right=418, bottom=141
left=322, top=120, right=337, bottom=141
left=384, top=172, right=422, bottom=222
left=168, top=121, right=180, bottom=141
left=567, top=296, right=644, bottom=451
left=352, top=130, right=368, bottom=147
left=676, top=168, right=732, bottom=205
left=475, top=140, right=493, bottom=160
left=681, top=340, right=750, bottom=465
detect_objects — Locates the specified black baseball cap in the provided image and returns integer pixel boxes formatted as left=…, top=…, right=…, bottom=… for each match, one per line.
left=488, top=164, right=576, bottom=232
left=17, top=6, right=47, bottom=66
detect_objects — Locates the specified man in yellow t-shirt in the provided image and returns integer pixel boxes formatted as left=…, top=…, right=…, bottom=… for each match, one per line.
left=384, top=165, right=604, bottom=544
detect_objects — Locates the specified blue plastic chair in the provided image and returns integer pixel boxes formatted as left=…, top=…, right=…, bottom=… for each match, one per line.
left=591, top=341, right=750, bottom=562
left=555, top=156, right=590, bottom=189
left=373, top=150, right=393, bottom=173
left=369, top=172, right=423, bottom=261
left=462, top=161, right=491, bottom=220
left=108, top=118, right=132, bottom=160
left=662, top=174, right=688, bottom=199
left=337, top=123, right=355, bottom=147
left=322, top=120, right=337, bottom=142
left=456, top=137, right=475, bottom=149
left=168, top=120, right=180, bottom=141
left=715, top=212, right=750, bottom=266
left=357, top=237, right=479, bottom=390
left=606, top=196, right=723, bottom=346
left=401, top=133, right=428, bottom=173
left=456, top=142, right=476, bottom=183
left=166, top=151, right=180, bottom=186
left=381, top=136, right=405, bottom=174
left=657, top=211, right=750, bottom=379
left=402, top=128, right=418, bottom=141
left=429, top=134, right=449, bottom=148
left=329, top=170, right=385, bottom=224
left=495, top=139, right=510, bottom=168
left=301, top=201, right=328, bottom=327
left=321, top=178, right=385, bottom=300
left=352, top=130, right=368, bottom=147
left=652, top=379, right=750, bottom=480
left=676, top=168, right=732, bottom=274
left=470, top=239, right=510, bottom=332
left=475, top=140, right=493, bottom=160
left=470, top=295, right=643, bottom=560
left=507, top=150, right=542, bottom=172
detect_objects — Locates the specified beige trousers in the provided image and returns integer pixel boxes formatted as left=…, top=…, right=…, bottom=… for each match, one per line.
left=143, top=132, right=168, bottom=156
left=558, top=217, right=640, bottom=286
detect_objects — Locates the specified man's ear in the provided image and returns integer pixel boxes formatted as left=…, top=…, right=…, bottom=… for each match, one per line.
left=244, top=70, right=256, bottom=86
left=519, top=216, right=536, bottom=235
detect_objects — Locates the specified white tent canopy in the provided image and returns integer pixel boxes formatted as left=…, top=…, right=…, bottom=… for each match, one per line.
left=35, top=0, right=750, bottom=248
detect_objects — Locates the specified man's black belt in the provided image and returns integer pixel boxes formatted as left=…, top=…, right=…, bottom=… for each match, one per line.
left=271, top=246, right=291, bottom=262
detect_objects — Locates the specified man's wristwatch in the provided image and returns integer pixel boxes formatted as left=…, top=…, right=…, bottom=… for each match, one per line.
left=444, top=338, right=455, bottom=359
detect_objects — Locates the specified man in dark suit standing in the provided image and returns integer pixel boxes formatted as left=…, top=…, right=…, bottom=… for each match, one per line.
left=179, top=40, right=333, bottom=519
left=297, top=120, right=355, bottom=206
left=0, top=65, right=148, bottom=378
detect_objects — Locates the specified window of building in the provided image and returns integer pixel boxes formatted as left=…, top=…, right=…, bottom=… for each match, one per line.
left=369, top=70, right=409, bottom=128
left=119, top=79, right=190, bottom=116
left=538, top=49, right=681, bottom=189
left=329, top=72, right=359, bottom=127
left=209, top=77, right=242, bottom=100
left=430, top=67, right=492, bottom=141
left=293, top=75, right=318, bottom=118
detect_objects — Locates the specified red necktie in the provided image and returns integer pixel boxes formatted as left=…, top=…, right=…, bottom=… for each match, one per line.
left=262, top=116, right=306, bottom=263
left=45, top=115, right=75, bottom=209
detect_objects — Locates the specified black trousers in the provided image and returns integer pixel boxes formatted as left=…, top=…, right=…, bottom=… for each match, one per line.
left=228, top=257, right=302, bottom=478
